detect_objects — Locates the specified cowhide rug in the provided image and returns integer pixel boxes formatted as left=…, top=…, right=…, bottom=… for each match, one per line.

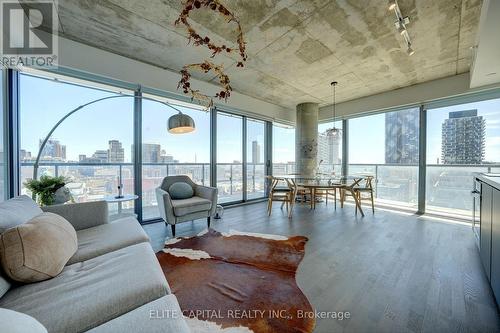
left=156, top=229, right=315, bottom=333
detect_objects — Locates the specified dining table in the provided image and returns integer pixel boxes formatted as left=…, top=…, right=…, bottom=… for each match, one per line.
left=272, top=174, right=367, bottom=216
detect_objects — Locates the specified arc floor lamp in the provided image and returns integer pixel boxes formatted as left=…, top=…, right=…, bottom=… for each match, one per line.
left=32, top=94, right=196, bottom=180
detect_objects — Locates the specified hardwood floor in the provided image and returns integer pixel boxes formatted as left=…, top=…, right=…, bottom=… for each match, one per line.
left=144, top=202, right=500, bottom=333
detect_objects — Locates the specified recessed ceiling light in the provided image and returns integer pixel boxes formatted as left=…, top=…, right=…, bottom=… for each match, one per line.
left=388, top=0, right=396, bottom=10
left=407, top=47, right=415, bottom=56
left=398, top=25, right=406, bottom=35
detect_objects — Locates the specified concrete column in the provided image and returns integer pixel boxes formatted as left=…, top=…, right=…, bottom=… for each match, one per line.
left=295, top=103, right=319, bottom=177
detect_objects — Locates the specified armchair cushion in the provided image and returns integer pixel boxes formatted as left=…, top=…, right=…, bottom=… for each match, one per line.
left=172, top=197, right=212, bottom=217
left=168, top=182, right=194, bottom=200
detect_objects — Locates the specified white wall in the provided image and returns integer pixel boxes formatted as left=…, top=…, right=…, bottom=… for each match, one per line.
left=319, top=73, right=500, bottom=121
left=50, top=35, right=295, bottom=123
left=470, top=0, right=500, bottom=88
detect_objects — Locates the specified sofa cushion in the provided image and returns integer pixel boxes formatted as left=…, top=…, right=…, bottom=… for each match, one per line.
left=0, top=212, right=77, bottom=283
left=0, top=308, right=47, bottom=333
left=67, top=217, right=149, bottom=265
left=172, top=196, right=212, bottom=217
left=0, top=195, right=43, bottom=234
left=88, top=295, right=190, bottom=333
left=169, top=182, right=194, bottom=200
left=0, top=242, right=170, bottom=333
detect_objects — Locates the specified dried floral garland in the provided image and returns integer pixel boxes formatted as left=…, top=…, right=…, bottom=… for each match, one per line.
left=175, top=0, right=247, bottom=66
left=178, top=61, right=232, bottom=108
left=175, top=0, right=247, bottom=107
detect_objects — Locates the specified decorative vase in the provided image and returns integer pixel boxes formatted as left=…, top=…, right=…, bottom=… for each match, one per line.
left=53, top=186, right=72, bottom=205
left=214, top=205, right=224, bottom=219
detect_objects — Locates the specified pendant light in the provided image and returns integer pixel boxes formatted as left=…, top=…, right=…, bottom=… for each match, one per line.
left=326, top=81, right=341, bottom=137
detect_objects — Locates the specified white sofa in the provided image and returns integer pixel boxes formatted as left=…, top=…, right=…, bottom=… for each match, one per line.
left=0, top=196, right=190, bottom=333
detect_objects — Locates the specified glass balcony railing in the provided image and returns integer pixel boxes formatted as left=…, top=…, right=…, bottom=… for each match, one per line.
left=425, top=164, right=494, bottom=219
left=274, top=162, right=500, bottom=220
left=21, top=162, right=500, bottom=221
left=20, top=162, right=268, bottom=220
left=349, top=164, right=419, bottom=209
left=348, top=163, right=500, bottom=220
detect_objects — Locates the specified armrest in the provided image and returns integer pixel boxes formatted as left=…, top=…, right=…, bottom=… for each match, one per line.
left=155, top=187, right=175, bottom=224
left=42, top=201, right=109, bottom=231
left=195, top=185, right=218, bottom=216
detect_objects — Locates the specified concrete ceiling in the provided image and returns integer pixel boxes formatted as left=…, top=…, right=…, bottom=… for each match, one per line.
left=30, top=0, right=483, bottom=109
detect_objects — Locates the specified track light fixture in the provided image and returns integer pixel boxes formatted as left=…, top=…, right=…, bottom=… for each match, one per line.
left=389, top=0, right=414, bottom=56
left=397, top=22, right=406, bottom=35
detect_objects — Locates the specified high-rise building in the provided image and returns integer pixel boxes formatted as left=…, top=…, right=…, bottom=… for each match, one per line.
left=131, top=144, right=175, bottom=163
left=441, top=110, right=485, bottom=164
left=385, top=109, right=419, bottom=164
left=20, top=149, right=32, bottom=161
left=108, top=140, right=124, bottom=163
left=317, top=131, right=341, bottom=165
left=92, top=150, right=109, bottom=163
left=39, top=139, right=66, bottom=161
left=160, top=154, right=178, bottom=164
left=142, top=144, right=161, bottom=163
left=251, top=140, right=261, bottom=164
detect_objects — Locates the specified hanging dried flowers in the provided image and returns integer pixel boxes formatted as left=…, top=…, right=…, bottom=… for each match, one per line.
left=175, top=0, right=247, bottom=107
left=175, top=0, right=247, bottom=66
left=178, top=61, right=232, bottom=108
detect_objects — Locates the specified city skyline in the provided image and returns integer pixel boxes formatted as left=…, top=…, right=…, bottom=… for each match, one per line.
left=19, top=74, right=500, bottom=166
left=22, top=139, right=182, bottom=164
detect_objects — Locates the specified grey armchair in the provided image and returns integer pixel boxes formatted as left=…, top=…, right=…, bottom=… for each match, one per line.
left=155, top=175, right=218, bottom=237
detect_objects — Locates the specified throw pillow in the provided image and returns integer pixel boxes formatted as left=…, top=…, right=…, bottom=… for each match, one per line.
left=169, top=182, right=194, bottom=200
left=0, top=212, right=78, bottom=283
left=0, top=308, right=47, bottom=333
left=0, top=195, right=43, bottom=234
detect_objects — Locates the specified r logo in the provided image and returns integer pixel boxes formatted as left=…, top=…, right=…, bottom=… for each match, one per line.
left=1, top=1, right=54, bottom=55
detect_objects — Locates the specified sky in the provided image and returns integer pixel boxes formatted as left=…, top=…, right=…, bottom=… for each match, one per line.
left=20, top=73, right=263, bottom=164
left=19, top=73, right=500, bottom=165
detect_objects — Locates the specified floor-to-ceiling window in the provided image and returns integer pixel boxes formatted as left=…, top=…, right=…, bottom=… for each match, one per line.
left=272, top=123, right=295, bottom=175
left=0, top=70, right=5, bottom=201
left=18, top=72, right=135, bottom=215
left=318, top=120, right=343, bottom=175
left=217, top=112, right=243, bottom=203
left=141, top=96, right=210, bottom=219
left=348, top=108, right=419, bottom=209
left=426, top=98, right=500, bottom=218
left=246, top=118, right=265, bottom=199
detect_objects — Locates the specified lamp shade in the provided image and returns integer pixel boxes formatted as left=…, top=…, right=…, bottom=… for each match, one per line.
left=168, top=113, right=196, bottom=134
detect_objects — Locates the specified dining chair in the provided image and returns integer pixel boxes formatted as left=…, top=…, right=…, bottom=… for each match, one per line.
left=354, top=176, right=375, bottom=213
left=266, top=176, right=297, bottom=218
left=286, top=173, right=309, bottom=203
left=340, top=177, right=366, bottom=216
left=313, top=188, right=337, bottom=209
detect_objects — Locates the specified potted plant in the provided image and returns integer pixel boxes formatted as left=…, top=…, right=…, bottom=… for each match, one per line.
left=24, top=175, right=73, bottom=206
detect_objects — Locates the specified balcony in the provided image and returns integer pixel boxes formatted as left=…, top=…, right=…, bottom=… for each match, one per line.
left=349, top=163, right=500, bottom=220
left=20, top=162, right=267, bottom=220
left=21, top=162, right=500, bottom=221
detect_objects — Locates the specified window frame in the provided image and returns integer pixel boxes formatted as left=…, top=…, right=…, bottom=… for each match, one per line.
left=9, top=68, right=274, bottom=223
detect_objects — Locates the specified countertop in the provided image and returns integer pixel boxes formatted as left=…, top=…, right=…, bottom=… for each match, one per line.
left=477, top=173, right=500, bottom=191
